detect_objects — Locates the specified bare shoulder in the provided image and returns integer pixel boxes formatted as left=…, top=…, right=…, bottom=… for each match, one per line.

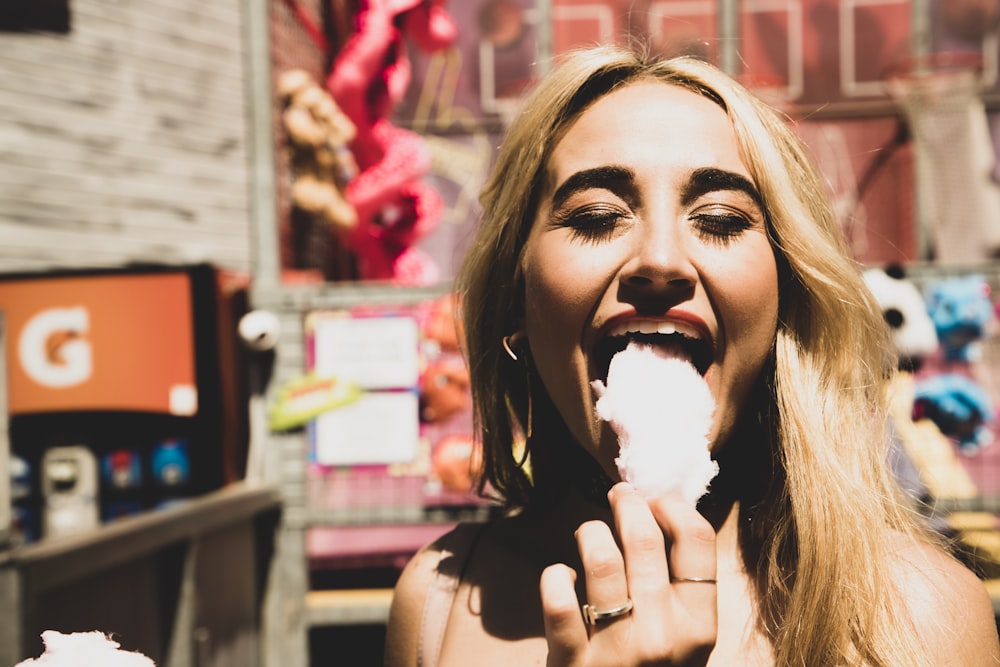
left=383, top=542, right=442, bottom=667
left=890, top=533, right=1000, bottom=665
left=383, top=523, right=488, bottom=667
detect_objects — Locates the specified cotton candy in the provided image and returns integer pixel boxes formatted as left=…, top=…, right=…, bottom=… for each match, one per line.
left=15, top=631, right=155, bottom=667
left=592, top=341, right=718, bottom=504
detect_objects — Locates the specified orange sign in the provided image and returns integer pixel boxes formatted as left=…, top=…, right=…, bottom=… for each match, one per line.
left=0, top=272, right=197, bottom=415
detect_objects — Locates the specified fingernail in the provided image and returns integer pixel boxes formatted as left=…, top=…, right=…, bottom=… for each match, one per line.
left=608, top=482, right=634, bottom=501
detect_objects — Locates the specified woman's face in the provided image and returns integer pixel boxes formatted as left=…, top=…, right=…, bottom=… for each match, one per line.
left=521, top=80, right=779, bottom=477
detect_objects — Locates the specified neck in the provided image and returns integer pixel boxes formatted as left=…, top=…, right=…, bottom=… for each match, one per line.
left=713, top=498, right=745, bottom=557
left=527, top=427, right=616, bottom=511
left=518, top=477, right=746, bottom=579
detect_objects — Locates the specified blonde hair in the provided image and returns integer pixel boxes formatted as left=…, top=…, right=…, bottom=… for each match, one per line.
left=456, top=44, right=935, bottom=665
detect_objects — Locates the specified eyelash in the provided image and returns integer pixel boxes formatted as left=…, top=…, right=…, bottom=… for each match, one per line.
left=554, top=206, right=754, bottom=246
left=553, top=206, right=628, bottom=243
left=690, top=210, right=753, bottom=243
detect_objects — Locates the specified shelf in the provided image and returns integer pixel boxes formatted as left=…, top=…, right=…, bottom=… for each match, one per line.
left=1, top=482, right=281, bottom=594
left=1, top=482, right=282, bottom=667
left=304, top=503, right=496, bottom=528
left=305, top=588, right=394, bottom=627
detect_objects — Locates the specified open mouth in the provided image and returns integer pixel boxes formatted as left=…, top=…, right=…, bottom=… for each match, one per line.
left=593, top=322, right=713, bottom=383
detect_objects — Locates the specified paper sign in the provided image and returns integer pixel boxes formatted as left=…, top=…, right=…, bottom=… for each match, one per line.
left=312, top=316, right=419, bottom=390
left=313, top=391, right=420, bottom=466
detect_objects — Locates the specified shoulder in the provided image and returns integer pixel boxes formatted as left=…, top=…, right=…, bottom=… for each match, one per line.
left=384, top=522, right=489, bottom=667
left=890, top=533, right=1000, bottom=665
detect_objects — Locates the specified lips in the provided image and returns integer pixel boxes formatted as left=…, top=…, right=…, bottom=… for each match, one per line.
left=592, top=317, right=714, bottom=381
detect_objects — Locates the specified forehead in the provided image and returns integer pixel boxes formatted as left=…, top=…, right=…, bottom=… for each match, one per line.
left=547, top=80, right=748, bottom=181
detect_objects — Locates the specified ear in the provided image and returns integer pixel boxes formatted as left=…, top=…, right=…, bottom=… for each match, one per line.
left=885, top=263, right=906, bottom=280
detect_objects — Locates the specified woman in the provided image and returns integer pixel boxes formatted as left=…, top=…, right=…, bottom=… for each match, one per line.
left=384, top=44, right=1000, bottom=666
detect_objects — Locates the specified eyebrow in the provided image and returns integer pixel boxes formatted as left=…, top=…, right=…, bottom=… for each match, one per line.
left=681, top=167, right=762, bottom=207
left=550, top=165, right=637, bottom=210
left=548, top=165, right=763, bottom=212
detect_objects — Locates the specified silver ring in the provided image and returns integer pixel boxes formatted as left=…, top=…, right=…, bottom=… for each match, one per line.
left=581, top=598, right=634, bottom=625
left=669, top=576, right=717, bottom=584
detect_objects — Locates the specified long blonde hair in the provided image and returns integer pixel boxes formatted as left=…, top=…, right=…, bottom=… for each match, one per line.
left=456, top=44, right=935, bottom=665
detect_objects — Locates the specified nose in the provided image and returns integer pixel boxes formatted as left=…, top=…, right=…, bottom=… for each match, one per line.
left=620, top=219, right=697, bottom=294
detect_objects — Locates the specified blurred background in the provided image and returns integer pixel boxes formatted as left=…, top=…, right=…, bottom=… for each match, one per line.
left=4, top=1, right=1000, bottom=665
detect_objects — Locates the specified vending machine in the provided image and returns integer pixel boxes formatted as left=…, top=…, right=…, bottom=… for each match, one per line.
left=0, top=264, right=248, bottom=541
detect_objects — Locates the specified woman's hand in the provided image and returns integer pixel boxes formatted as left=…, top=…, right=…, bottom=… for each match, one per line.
left=540, top=482, right=718, bottom=666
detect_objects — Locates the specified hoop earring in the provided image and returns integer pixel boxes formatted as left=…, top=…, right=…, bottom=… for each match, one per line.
left=502, top=331, right=526, bottom=362
left=502, top=330, right=532, bottom=448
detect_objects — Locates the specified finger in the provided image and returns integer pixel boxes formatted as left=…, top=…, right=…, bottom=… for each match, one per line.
left=540, top=564, right=585, bottom=666
left=576, top=519, right=630, bottom=632
left=647, top=493, right=717, bottom=579
left=607, top=483, right=671, bottom=617
left=648, top=493, right=718, bottom=614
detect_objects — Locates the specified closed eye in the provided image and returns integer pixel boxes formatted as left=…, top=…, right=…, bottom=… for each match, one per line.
left=551, top=204, right=631, bottom=244
left=690, top=209, right=753, bottom=244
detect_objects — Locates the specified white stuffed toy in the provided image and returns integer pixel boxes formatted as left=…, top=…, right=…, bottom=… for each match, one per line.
left=862, top=264, right=938, bottom=372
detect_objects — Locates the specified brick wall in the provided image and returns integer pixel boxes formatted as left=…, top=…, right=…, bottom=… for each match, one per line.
left=0, top=0, right=252, bottom=273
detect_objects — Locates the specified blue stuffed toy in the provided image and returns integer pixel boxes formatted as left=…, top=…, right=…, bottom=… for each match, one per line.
left=916, top=274, right=997, bottom=452
left=913, top=373, right=996, bottom=453
left=924, top=274, right=994, bottom=363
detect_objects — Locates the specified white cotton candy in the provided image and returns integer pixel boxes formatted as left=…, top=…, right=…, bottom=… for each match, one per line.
left=591, top=341, right=718, bottom=504
left=15, top=631, right=156, bottom=667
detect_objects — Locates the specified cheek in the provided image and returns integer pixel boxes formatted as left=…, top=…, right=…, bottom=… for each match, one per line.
left=521, top=241, right=599, bottom=411
left=716, top=250, right=780, bottom=355
left=737, top=277, right=779, bottom=338
left=522, top=241, right=596, bottom=328
left=522, top=268, right=582, bottom=368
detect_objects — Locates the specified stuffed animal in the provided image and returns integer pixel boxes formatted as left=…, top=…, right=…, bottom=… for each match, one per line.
left=913, top=273, right=998, bottom=453
left=278, top=69, right=359, bottom=235
left=326, top=0, right=458, bottom=284
left=419, top=355, right=469, bottom=423
left=423, top=292, right=462, bottom=352
left=913, top=372, right=996, bottom=453
left=864, top=264, right=932, bottom=496
left=431, top=433, right=480, bottom=494
left=862, top=265, right=939, bottom=372
left=925, top=273, right=994, bottom=363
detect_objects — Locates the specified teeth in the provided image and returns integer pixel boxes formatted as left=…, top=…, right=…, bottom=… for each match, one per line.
left=608, top=319, right=701, bottom=340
